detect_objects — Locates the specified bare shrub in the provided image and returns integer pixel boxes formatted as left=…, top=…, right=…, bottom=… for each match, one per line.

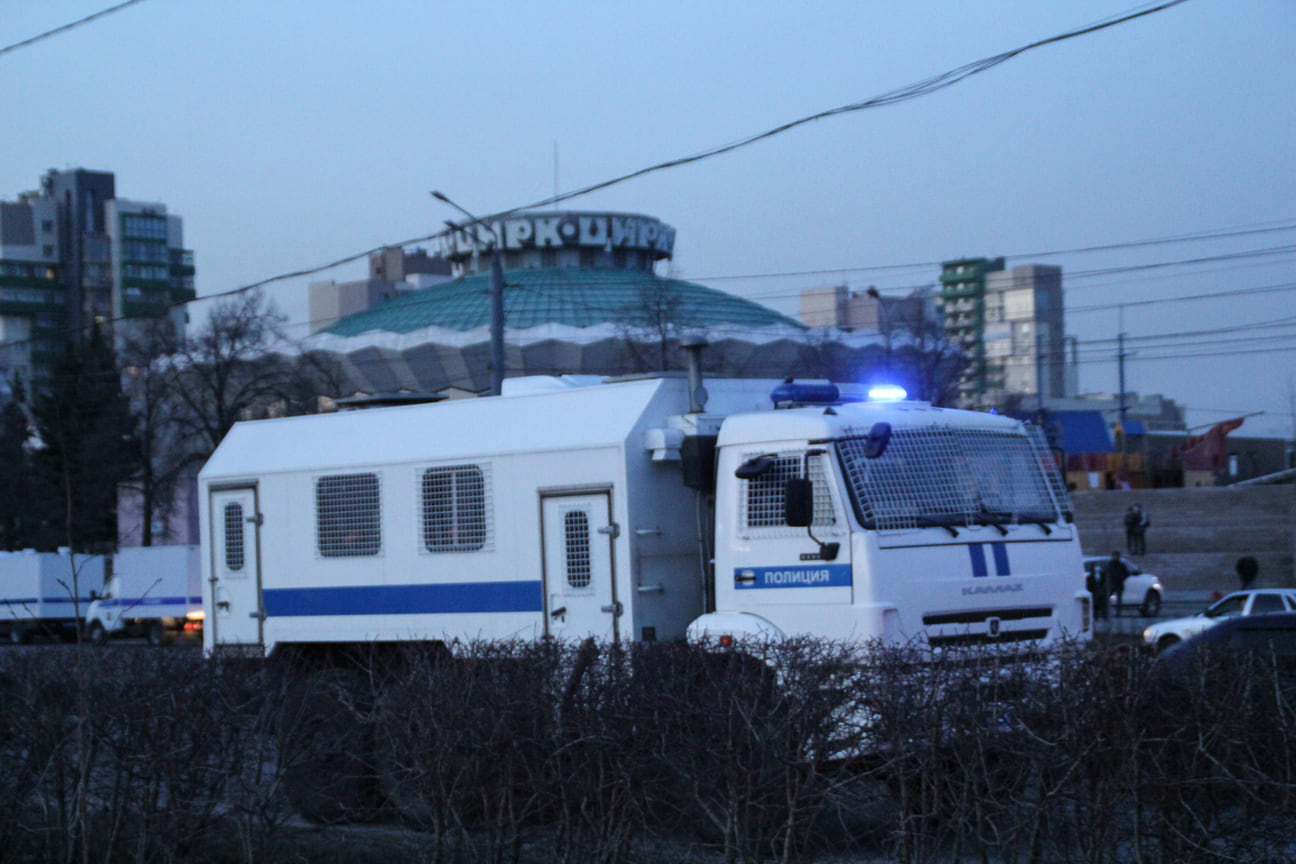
left=631, top=638, right=868, bottom=864
left=1137, top=645, right=1296, bottom=864
left=370, top=640, right=562, bottom=864
left=0, top=649, right=89, bottom=863
left=543, top=638, right=647, bottom=864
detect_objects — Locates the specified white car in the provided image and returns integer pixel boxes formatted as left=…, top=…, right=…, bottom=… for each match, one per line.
left=1083, top=556, right=1163, bottom=617
left=1142, top=589, right=1296, bottom=653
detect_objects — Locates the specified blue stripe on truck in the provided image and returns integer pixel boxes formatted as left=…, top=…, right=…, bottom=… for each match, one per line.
left=263, top=580, right=545, bottom=617
left=969, top=542, right=1011, bottom=577
left=0, top=597, right=95, bottom=606
left=98, top=596, right=201, bottom=608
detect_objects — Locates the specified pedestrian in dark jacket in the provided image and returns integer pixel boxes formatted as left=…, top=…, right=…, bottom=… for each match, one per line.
left=1107, top=551, right=1130, bottom=617
left=1087, top=566, right=1110, bottom=620
left=1124, top=503, right=1149, bottom=555
left=1236, top=551, right=1260, bottom=590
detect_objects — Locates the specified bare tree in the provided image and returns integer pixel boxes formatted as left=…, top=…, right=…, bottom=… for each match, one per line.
left=616, top=283, right=690, bottom=373
left=899, top=316, right=966, bottom=407
left=164, top=290, right=295, bottom=458
left=118, top=316, right=199, bottom=546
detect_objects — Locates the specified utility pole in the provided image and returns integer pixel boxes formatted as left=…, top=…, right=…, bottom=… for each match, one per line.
left=431, top=191, right=506, bottom=396
left=866, top=286, right=891, bottom=374
left=1035, top=329, right=1047, bottom=421
left=1117, top=305, right=1128, bottom=455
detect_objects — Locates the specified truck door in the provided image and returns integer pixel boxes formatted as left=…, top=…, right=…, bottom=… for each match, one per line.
left=208, top=487, right=262, bottom=646
left=542, top=491, right=618, bottom=641
left=728, top=450, right=852, bottom=610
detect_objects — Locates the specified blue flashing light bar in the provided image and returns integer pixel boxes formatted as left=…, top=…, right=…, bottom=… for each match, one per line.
left=868, top=384, right=908, bottom=402
left=770, top=382, right=840, bottom=406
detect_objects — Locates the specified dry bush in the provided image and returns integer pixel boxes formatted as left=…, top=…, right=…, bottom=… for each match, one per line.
left=369, top=640, right=564, bottom=864
left=0, top=634, right=1293, bottom=864
left=630, top=638, right=870, bottom=864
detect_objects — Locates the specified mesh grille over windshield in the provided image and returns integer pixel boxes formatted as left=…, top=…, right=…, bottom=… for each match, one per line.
left=837, top=424, right=1068, bottom=531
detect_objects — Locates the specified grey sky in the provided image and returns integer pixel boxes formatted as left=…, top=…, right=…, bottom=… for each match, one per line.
left=4, top=1, right=1293, bottom=436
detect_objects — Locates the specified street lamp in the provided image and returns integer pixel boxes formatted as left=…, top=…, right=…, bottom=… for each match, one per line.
left=431, top=191, right=506, bottom=396
left=866, top=286, right=891, bottom=373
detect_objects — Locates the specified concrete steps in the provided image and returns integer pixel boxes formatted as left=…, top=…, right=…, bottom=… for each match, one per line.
left=1071, top=485, right=1295, bottom=594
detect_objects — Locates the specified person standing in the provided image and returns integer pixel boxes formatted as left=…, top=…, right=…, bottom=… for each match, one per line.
left=1107, top=551, right=1130, bottom=617
left=1130, top=503, right=1149, bottom=555
left=1124, top=504, right=1142, bottom=555
left=1087, top=564, right=1110, bottom=620
left=1236, top=551, right=1260, bottom=590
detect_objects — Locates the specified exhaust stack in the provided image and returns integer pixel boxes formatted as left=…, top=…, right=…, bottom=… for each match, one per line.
left=681, top=336, right=708, bottom=413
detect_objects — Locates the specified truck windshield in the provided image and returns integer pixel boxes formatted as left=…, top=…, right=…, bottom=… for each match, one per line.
left=836, top=424, right=1066, bottom=531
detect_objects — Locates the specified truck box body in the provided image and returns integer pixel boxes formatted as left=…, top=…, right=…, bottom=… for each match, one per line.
left=200, top=377, right=777, bottom=654
left=199, top=375, right=1090, bottom=657
left=0, top=550, right=104, bottom=641
left=86, top=545, right=202, bottom=641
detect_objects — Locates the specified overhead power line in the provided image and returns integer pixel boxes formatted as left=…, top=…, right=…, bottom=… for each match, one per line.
left=0, top=0, right=148, bottom=59
left=172, top=0, right=1193, bottom=307
left=695, top=219, right=1296, bottom=283
left=0, top=0, right=1193, bottom=358
left=492, top=1, right=1190, bottom=217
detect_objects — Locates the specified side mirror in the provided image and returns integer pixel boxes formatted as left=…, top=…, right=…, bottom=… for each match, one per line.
left=863, top=422, right=892, bottom=459
left=735, top=454, right=775, bottom=480
left=784, top=477, right=814, bottom=527
left=88, top=590, right=99, bottom=602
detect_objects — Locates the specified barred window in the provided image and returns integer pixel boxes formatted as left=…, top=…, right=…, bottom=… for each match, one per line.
left=223, top=502, right=244, bottom=571
left=421, top=465, right=489, bottom=552
left=742, top=452, right=836, bottom=532
left=317, top=473, right=381, bottom=557
left=564, top=510, right=592, bottom=589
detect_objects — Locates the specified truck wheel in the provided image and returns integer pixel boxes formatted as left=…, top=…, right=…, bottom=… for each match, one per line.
left=88, top=621, right=108, bottom=647
left=146, top=621, right=166, bottom=647
left=8, top=628, right=27, bottom=646
left=1140, top=590, right=1161, bottom=618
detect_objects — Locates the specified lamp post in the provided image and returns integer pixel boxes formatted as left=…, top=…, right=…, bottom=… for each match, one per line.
left=431, top=191, right=506, bottom=396
left=866, top=286, right=891, bottom=374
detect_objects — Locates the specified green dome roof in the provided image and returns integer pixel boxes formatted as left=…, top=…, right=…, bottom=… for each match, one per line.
left=324, top=267, right=803, bottom=336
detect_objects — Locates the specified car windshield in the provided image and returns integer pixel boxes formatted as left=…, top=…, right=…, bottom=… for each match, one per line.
left=837, top=423, right=1066, bottom=531
left=1205, top=595, right=1247, bottom=619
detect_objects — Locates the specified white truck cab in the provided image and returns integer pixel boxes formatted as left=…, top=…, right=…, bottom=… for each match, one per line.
left=690, top=384, right=1090, bottom=648
left=86, top=545, right=204, bottom=645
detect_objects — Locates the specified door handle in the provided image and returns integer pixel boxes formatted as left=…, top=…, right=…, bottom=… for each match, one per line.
left=216, top=601, right=230, bottom=611
left=600, top=602, right=624, bottom=617
left=550, top=606, right=567, bottom=619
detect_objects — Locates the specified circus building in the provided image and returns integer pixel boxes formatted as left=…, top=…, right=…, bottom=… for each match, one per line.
left=305, top=210, right=889, bottom=397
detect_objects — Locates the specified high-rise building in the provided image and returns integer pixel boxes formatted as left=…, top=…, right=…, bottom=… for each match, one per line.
left=798, top=284, right=934, bottom=334
left=937, top=256, right=1005, bottom=405
left=938, top=258, right=1073, bottom=409
left=0, top=169, right=194, bottom=392
left=982, top=263, right=1068, bottom=406
left=309, top=245, right=452, bottom=334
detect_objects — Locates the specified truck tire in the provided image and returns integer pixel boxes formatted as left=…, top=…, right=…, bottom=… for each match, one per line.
left=146, top=621, right=166, bottom=647
left=8, top=627, right=27, bottom=645
left=88, top=621, right=108, bottom=646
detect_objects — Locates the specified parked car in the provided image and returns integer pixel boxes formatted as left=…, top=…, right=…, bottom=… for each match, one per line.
left=1154, top=611, right=1296, bottom=684
left=1142, top=589, right=1296, bottom=653
left=1083, top=555, right=1163, bottom=617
